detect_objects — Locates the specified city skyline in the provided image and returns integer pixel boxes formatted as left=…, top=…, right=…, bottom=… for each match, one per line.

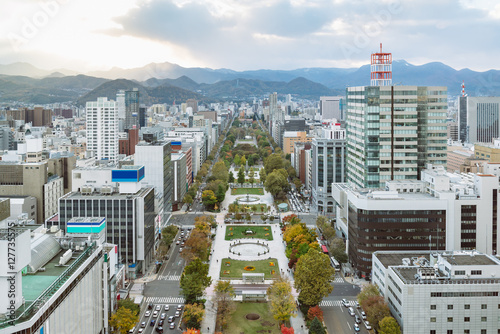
left=0, top=0, right=499, bottom=73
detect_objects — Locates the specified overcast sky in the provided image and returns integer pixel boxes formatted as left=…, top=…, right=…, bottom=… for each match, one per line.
left=0, top=0, right=499, bottom=72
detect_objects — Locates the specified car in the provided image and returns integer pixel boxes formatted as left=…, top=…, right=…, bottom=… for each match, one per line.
left=361, top=311, right=366, bottom=320
left=153, top=311, right=158, bottom=318
left=175, top=240, right=180, bottom=245
left=348, top=307, right=355, bottom=316
left=129, top=327, right=135, bottom=333
left=364, top=321, right=372, bottom=330
left=355, top=315, right=361, bottom=324
left=138, top=329, right=144, bottom=334
left=168, top=316, right=175, bottom=323
left=355, top=301, right=360, bottom=309
left=158, top=319, right=164, bottom=326
left=178, top=236, right=182, bottom=240
left=148, top=303, right=153, bottom=310
left=354, top=323, right=360, bottom=332
left=150, top=319, right=156, bottom=326
left=342, top=299, right=349, bottom=307
left=169, top=322, right=175, bottom=329
left=179, top=248, right=183, bottom=253
left=181, top=242, right=185, bottom=247
left=160, top=313, right=166, bottom=320
left=164, top=305, right=170, bottom=311
left=141, top=322, right=146, bottom=328
left=175, top=311, right=180, bottom=318
left=145, top=311, right=151, bottom=317
left=156, top=327, right=164, bottom=333
left=156, top=305, right=161, bottom=311
left=177, top=305, right=183, bottom=311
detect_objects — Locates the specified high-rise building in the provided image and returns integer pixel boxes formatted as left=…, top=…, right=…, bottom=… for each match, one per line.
left=86, top=97, right=118, bottom=163
left=124, top=89, right=140, bottom=130
left=320, top=96, right=344, bottom=120
left=346, top=85, right=448, bottom=189
left=311, top=124, right=346, bottom=215
left=135, top=142, right=173, bottom=220
left=458, top=96, right=500, bottom=144
left=186, top=99, right=198, bottom=114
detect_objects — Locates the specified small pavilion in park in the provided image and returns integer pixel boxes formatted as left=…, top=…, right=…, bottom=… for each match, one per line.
left=242, top=272, right=265, bottom=283
left=278, top=203, right=288, bottom=212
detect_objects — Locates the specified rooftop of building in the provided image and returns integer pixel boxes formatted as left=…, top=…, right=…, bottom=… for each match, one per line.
left=62, top=186, right=152, bottom=199
left=441, top=254, right=498, bottom=266
left=374, top=251, right=430, bottom=268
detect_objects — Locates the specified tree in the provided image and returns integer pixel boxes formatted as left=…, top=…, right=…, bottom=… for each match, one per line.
left=307, top=305, right=324, bottom=322
left=182, top=330, right=201, bottom=334
left=265, top=170, right=288, bottom=198
left=329, top=238, right=348, bottom=263
left=180, top=258, right=212, bottom=304
left=294, top=249, right=335, bottom=307
left=308, top=317, right=326, bottom=334
left=216, top=183, right=226, bottom=204
left=233, top=154, right=241, bottom=166
left=237, top=167, right=245, bottom=184
left=228, top=171, right=235, bottom=183
left=201, top=190, right=217, bottom=210
left=213, top=280, right=236, bottom=330
left=364, top=296, right=390, bottom=332
left=267, top=277, right=297, bottom=325
left=240, top=155, right=247, bottom=167
left=117, top=298, right=140, bottom=316
left=265, top=153, right=284, bottom=174
left=248, top=174, right=255, bottom=187
left=212, top=161, right=229, bottom=183
left=379, top=316, right=401, bottom=334
left=182, top=228, right=211, bottom=263
left=281, top=324, right=295, bottom=334
left=182, top=303, right=205, bottom=329
left=183, top=194, right=193, bottom=205
left=293, top=178, right=302, bottom=192
left=357, top=284, right=381, bottom=306
left=109, top=306, right=138, bottom=334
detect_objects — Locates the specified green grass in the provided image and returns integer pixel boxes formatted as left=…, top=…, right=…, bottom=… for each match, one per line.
left=225, top=225, right=273, bottom=240
left=220, top=258, right=279, bottom=279
left=223, top=302, right=280, bottom=334
left=231, top=187, right=264, bottom=195
left=229, top=203, right=268, bottom=213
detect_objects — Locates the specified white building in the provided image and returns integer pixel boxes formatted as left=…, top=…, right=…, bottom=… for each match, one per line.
left=373, top=250, right=500, bottom=334
left=86, top=97, right=119, bottom=163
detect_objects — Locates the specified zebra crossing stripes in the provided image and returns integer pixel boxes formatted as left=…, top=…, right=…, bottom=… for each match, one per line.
left=157, top=275, right=181, bottom=281
left=146, top=296, right=185, bottom=304
left=319, top=300, right=356, bottom=307
left=333, top=276, right=344, bottom=283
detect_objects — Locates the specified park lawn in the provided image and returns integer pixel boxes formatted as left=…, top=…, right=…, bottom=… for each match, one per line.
left=225, top=225, right=273, bottom=240
left=220, top=258, right=279, bottom=280
left=231, top=203, right=268, bottom=213
left=231, top=187, right=264, bottom=195
left=223, top=302, right=280, bottom=334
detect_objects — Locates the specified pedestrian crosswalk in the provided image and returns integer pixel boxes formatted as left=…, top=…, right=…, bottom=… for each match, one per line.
left=319, top=300, right=356, bottom=307
left=146, top=296, right=185, bottom=304
left=157, top=275, right=181, bottom=281
left=333, top=276, right=345, bottom=283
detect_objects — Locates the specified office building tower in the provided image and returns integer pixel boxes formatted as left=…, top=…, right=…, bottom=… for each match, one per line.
left=186, top=99, right=198, bottom=114
left=135, top=141, right=173, bottom=220
left=458, top=96, right=500, bottom=144
left=373, top=250, right=500, bottom=334
left=320, top=96, right=344, bottom=120
left=311, top=124, right=346, bottom=215
left=86, top=97, right=118, bottom=163
left=346, top=85, right=447, bottom=189
left=124, top=89, right=140, bottom=130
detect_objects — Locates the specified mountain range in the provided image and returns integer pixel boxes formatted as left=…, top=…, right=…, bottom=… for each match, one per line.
left=0, top=60, right=499, bottom=104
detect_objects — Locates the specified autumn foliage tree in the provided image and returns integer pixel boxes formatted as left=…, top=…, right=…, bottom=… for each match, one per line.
left=182, top=303, right=205, bottom=329
left=182, top=329, right=201, bottom=334
left=307, top=305, right=324, bottom=322
left=280, top=324, right=295, bottom=334
left=267, top=276, right=297, bottom=325
left=109, top=307, right=138, bottom=334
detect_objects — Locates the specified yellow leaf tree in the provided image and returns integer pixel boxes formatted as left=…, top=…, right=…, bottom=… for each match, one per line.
left=267, top=276, right=297, bottom=325
left=109, top=306, right=138, bottom=334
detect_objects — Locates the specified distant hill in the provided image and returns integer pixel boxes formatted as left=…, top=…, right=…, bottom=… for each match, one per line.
left=76, top=79, right=206, bottom=106
left=0, top=62, right=77, bottom=77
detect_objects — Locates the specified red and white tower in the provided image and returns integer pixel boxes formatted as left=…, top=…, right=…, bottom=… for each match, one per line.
left=461, top=80, right=466, bottom=97
left=370, top=43, right=392, bottom=86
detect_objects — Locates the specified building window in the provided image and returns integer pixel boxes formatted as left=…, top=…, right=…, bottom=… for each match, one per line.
left=430, top=305, right=436, bottom=310
left=448, top=317, right=453, bottom=322
left=465, top=305, right=470, bottom=309
left=481, top=304, right=487, bottom=309
left=471, top=270, right=482, bottom=275
left=448, top=331, right=453, bottom=334
left=481, top=317, right=487, bottom=322
left=454, top=270, right=465, bottom=275
left=481, top=330, right=486, bottom=334
left=448, top=305, right=453, bottom=310
left=464, top=331, right=470, bottom=334
left=430, top=331, right=436, bottom=334
left=464, top=317, right=470, bottom=322
left=430, top=317, right=436, bottom=322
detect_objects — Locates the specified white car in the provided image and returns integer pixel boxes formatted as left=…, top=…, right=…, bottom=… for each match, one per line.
left=364, top=321, right=372, bottom=330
